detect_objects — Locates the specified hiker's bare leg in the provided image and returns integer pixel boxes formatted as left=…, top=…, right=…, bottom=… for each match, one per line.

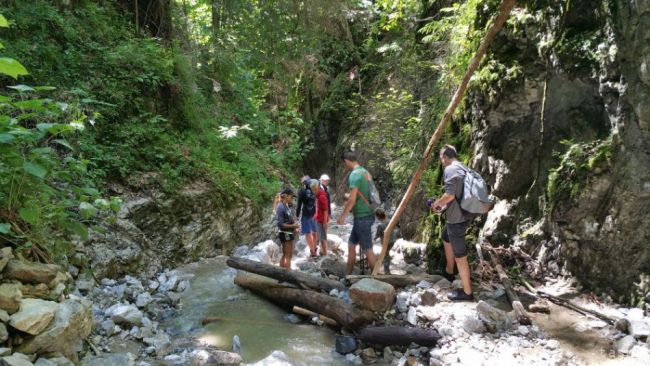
left=346, top=244, right=357, bottom=274
left=443, top=240, right=456, bottom=275
left=455, top=256, right=472, bottom=294
left=281, top=242, right=293, bottom=268
left=306, top=232, right=317, bottom=255
left=320, top=240, right=328, bottom=256
left=365, top=249, right=377, bottom=271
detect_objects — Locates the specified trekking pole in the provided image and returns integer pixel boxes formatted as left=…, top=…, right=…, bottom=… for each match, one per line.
left=372, top=0, right=517, bottom=275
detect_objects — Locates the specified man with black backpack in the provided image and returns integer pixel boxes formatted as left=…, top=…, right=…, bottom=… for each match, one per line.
left=431, top=144, right=475, bottom=301
left=297, top=175, right=318, bottom=257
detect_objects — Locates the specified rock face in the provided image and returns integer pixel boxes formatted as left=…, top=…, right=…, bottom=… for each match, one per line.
left=81, top=353, right=135, bottom=366
left=8, top=299, right=58, bottom=335
left=349, top=278, right=396, bottom=312
left=16, top=298, right=92, bottom=362
left=85, top=183, right=275, bottom=278
left=3, top=260, right=61, bottom=285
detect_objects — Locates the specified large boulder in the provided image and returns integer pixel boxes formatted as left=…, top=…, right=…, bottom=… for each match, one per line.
left=3, top=260, right=60, bottom=285
left=106, top=304, right=143, bottom=327
left=9, top=299, right=59, bottom=335
left=16, top=298, right=92, bottom=362
left=476, top=300, right=513, bottom=333
left=0, top=283, right=22, bottom=314
left=349, top=278, right=396, bottom=312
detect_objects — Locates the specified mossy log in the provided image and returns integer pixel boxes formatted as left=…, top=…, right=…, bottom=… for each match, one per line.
left=227, top=256, right=346, bottom=293
left=234, top=272, right=373, bottom=330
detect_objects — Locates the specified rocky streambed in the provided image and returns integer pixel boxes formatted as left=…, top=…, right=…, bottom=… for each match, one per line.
left=1, top=219, right=649, bottom=365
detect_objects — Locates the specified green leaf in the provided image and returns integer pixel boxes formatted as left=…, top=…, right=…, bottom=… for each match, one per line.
left=0, top=223, right=11, bottom=234
left=110, top=197, right=123, bottom=213
left=79, top=202, right=98, bottom=219
left=0, top=58, right=29, bottom=79
left=0, top=15, right=8, bottom=28
left=80, top=187, right=99, bottom=196
left=23, top=161, right=47, bottom=179
left=53, top=139, right=73, bottom=150
left=94, top=198, right=109, bottom=209
left=34, top=86, right=56, bottom=91
left=37, top=123, right=55, bottom=132
left=0, top=133, right=14, bottom=143
left=69, top=221, right=89, bottom=240
left=7, top=84, right=35, bottom=93
left=0, top=95, right=12, bottom=103
left=18, top=207, right=40, bottom=225
left=0, top=42, right=4, bottom=50
left=14, top=99, right=46, bottom=111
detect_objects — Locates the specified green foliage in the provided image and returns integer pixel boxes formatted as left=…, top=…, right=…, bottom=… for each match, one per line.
left=0, top=82, right=119, bottom=262
left=546, top=138, right=612, bottom=212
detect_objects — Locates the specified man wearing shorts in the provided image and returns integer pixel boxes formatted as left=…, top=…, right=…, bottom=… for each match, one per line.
left=337, top=150, right=376, bottom=275
left=313, top=179, right=329, bottom=256
left=276, top=188, right=299, bottom=268
left=431, top=144, right=474, bottom=301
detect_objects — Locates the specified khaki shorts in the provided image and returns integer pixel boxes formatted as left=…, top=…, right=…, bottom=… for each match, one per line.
left=316, top=222, right=327, bottom=242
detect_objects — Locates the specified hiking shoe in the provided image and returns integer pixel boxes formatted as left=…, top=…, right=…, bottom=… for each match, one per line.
left=436, top=271, right=455, bottom=282
left=447, top=289, right=474, bottom=301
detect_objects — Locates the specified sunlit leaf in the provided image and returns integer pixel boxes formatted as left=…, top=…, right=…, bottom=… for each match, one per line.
left=0, top=58, right=29, bottom=79
left=53, top=139, right=73, bottom=150
left=80, top=187, right=99, bottom=197
left=0, top=14, right=8, bottom=27
left=79, top=202, right=98, bottom=219
left=7, top=84, right=35, bottom=92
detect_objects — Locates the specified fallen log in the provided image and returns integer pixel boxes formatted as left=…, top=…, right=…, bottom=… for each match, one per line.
left=355, top=326, right=441, bottom=347
left=484, top=246, right=532, bottom=325
left=227, top=256, right=346, bottom=293
left=292, top=306, right=339, bottom=327
left=522, top=280, right=616, bottom=324
left=234, top=272, right=373, bottom=330
left=346, top=274, right=443, bottom=288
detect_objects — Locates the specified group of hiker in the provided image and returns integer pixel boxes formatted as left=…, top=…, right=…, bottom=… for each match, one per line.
left=274, top=145, right=477, bottom=302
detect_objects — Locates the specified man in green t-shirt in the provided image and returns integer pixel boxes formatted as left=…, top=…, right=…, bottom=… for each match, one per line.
left=337, top=150, right=376, bottom=274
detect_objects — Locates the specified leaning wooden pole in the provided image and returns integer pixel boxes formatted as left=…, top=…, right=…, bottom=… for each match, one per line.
left=373, top=0, right=517, bottom=275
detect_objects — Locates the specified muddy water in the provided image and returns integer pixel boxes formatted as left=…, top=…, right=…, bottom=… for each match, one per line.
left=167, top=257, right=349, bottom=365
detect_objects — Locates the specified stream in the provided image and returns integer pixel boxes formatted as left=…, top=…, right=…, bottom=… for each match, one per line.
left=167, top=256, right=348, bottom=365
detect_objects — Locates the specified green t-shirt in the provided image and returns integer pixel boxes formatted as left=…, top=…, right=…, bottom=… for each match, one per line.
left=349, top=166, right=374, bottom=218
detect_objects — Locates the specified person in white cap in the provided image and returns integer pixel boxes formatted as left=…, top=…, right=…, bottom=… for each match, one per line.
left=319, top=174, right=332, bottom=217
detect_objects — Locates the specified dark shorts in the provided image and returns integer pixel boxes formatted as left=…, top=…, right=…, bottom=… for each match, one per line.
left=349, top=215, right=375, bottom=251
left=301, top=216, right=317, bottom=234
left=316, top=222, right=327, bottom=241
left=441, top=221, right=469, bottom=258
left=279, top=231, right=294, bottom=243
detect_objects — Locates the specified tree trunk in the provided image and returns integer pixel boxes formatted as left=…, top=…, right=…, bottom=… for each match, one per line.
left=227, top=256, right=347, bottom=293
left=355, top=326, right=441, bottom=347
left=234, top=273, right=374, bottom=330
left=373, top=0, right=518, bottom=275
left=211, top=0, right=221, bottom=41
left=346, top=274, right=443, bottom=288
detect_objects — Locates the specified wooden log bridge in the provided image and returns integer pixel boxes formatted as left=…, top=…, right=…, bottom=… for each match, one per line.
left=227, top=256, right=346, bottom=293
left=234, top=272, right=374, bottom=330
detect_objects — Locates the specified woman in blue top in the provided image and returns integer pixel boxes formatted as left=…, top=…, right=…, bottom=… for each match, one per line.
left=276, top=188, right=300, bottom=268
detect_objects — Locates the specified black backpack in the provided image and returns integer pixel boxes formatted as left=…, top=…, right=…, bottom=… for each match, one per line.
left=299, top=187, right=316, bottom=217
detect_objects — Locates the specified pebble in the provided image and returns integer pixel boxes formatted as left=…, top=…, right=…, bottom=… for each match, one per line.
left=545, top=339, right=560, bottom=350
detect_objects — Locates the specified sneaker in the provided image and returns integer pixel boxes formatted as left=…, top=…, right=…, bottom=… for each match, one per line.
left=447, top=289, right=474, bottom=301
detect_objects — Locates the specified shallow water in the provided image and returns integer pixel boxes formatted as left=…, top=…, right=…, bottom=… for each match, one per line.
left=167, top=256, right=350, bottom=365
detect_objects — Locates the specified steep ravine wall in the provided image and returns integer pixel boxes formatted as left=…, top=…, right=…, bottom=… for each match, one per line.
left=466, top=1, right=649, bottom=299
left=81, top=183, right=275, bottom=279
